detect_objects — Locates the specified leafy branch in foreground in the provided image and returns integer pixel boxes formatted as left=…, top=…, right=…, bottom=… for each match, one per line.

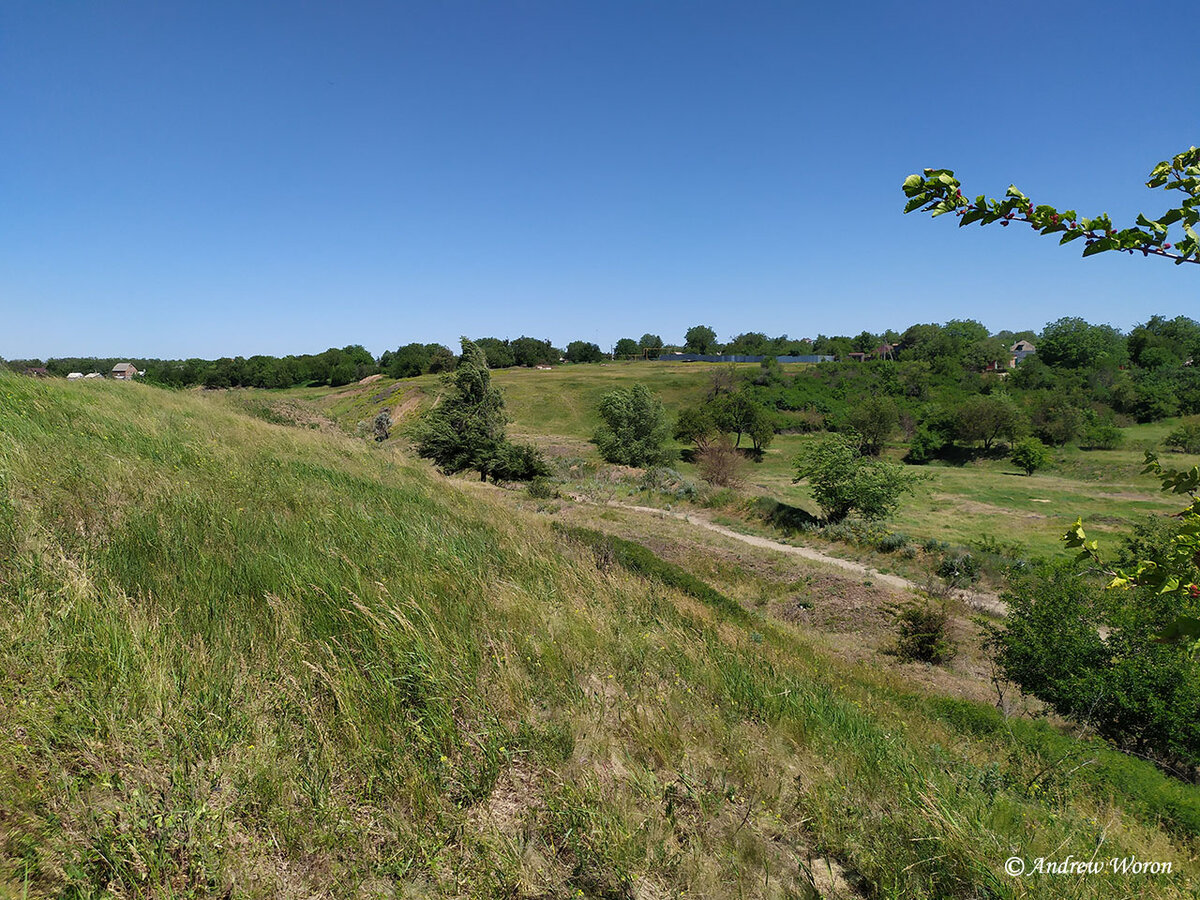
left=903, top=146, right=1200, bottom=265
left=1065, top=452, right=1200, bottom=646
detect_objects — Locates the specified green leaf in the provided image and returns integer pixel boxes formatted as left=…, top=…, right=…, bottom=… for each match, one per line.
left=1156, top=616, right=1200, bottom=644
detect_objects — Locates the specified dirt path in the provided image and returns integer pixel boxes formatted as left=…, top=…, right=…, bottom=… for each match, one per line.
left=607, top=502, right=1009, bottom=617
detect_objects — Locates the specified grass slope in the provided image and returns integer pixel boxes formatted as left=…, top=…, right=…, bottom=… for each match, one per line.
left=1, top=373, right=1197, bottom=898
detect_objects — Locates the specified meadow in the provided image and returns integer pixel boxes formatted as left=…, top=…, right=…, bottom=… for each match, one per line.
left=294, top=360, right=1199, bottom=563
left=3, top=371, right=1200, bottom=897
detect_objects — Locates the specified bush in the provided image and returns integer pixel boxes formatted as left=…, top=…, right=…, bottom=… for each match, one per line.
left=372, top=410, right=392, bottom=442
left=1165, top=422, right=1200, bottom=454
left=492, top=442, right=551, bottom=482
left=695, top=436, right=745, bottom=487
left=993, top=562, right=1200, bottom=768
left=876, top=532, right=909, bottom=553
left=937, top=550, right=981, bottom=586
left=894, top=603, right=956, bottom=664
left=1080, top=420, right=1124, bottom=450
left=1010, top=437, right=1050, bottom=475
left=527, top=476, right=556, bottom=499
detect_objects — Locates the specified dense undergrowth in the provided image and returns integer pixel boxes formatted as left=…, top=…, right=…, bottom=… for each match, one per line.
left=1, top=374, right=1198, bottom=898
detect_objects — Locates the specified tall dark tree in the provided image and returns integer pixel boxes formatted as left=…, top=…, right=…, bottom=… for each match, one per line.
left=414, top=338, right=509, bottom=481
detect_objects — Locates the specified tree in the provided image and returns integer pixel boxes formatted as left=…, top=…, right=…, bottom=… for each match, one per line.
left=614, top=338, right=640, bottom=359
left=639, top=334, right=664, bottom=358
left=1038, top=317, right=1127, bottom=370
left=673, top=405, right=717, bottom=451
left=684, top=325, right=719, bottom=355
left=565, top=340, right=604, bottom=363
left=1010, top=437, right=1050, bottom=476
left=955, top=393, right=1025, bottom=451
left=793, top=433, right=923, bottom=524
left=903, top=146, right=1200, bottom=265
left=845, top=396, right=899, bottom=456
left=594, top=383, right=671, bottom=467
left=414, top=338, right=545, bottom=482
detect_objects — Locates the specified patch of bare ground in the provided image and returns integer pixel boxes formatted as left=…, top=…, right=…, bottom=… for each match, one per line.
left=390, top=392, right=422, bottom=421
left=933, top=493, right=1047, bottom=519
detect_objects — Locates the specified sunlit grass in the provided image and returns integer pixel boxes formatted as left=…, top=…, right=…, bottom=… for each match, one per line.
left=3, top=372, right=1196, bottom=898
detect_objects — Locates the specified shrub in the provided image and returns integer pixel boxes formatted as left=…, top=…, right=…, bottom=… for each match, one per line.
left=1080, top=420, right=1124, bottom=450
left=695, top=436, right=745, bottom=487
left=1165, top=422, right=1200, bottom=454
left=527, top=476, right=556, bottom=499
left=372, top=410, right=392, bottom=442
left=993, top=562, right=1200, bottom=768
left=1010, top=437, right=1050, bottom=475
left=894, top=603, right=956, bottom=664
left=492, top=442, right=551, bottom=481
left=876, top=532, right=909, bottom=553
left=937, top=550, right=981, bottom=586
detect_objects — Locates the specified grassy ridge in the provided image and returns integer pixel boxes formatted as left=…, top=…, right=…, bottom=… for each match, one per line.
left=1, top=374, right=1197, bottom=897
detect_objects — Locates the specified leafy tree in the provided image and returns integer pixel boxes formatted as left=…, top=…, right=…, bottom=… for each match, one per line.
left=639, top=333, right=664, bottom=358
left=709, top=392, right=775, bottom=450
left=385, top=343, right=433, bottom=378
left=475, top=337, right=516, bottom=369
left=793, top=433, right=922, bottom=523
left=673, top=405, right=717, bottom=451
left=614, top=337, right=640, bottom=359
left=684, top=325, right=719, bottom=355
left=414, top=338, right=544, bottom=481
left=1010, top=437, right=1050, bottom=476
left=511, top=336, right=559, bottom=367
left=955, top=393, right=1025, bottom=451
left=903, top=146, right=1200, bottom=265
left=845, top=396, right=898, bottom=456
left=594, top=384, right=671, bottom=467
left=565, top=340, right=604, bottom=363
left=1038, top=317, right=1127, bottom=370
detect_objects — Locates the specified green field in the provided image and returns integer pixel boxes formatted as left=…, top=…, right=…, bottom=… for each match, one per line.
left=300, top=361, right=1197, bottom=561
left=4, top=372, right=1200, bottom=897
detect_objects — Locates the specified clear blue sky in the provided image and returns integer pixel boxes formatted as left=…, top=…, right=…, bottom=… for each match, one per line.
left=2, top=1, right=1196, bottom=359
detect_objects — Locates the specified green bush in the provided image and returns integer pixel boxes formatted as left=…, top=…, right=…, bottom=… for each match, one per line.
left=993, top=562, right=1200, bottom=769
left=1010, top=437, right=1050, bottom=476
left=527, top=476, right=556, bottom=499
left=793, top=432, right=924, bottom=523
left=1164, top=421, right=1200, bottom=454
left=894, top=603, right=955, bottom=664
left=876, top=532, right=909, bottom=553
left=937, top=550, right=981, bottom=586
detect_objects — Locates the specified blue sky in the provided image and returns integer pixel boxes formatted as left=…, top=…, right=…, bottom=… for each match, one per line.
left=2, top=1, right=1196, bottom=358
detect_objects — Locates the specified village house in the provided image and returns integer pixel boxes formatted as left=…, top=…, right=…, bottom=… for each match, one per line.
left=110, top=362, right=139, bottom=380
left=1009, top=340, right=1036, bottom=367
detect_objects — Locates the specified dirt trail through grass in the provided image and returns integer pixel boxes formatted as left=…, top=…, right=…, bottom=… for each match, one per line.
left=607, top=502, right=1009, bottom=617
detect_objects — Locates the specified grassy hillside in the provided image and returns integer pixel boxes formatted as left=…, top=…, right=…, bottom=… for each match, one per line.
left=4, top=373, right=1197, bottom=898
left=288, top=362, right=1196, bottom=560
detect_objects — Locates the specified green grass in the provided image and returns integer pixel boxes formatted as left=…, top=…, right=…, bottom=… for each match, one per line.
left=6, top=373, right=1197, bottom=897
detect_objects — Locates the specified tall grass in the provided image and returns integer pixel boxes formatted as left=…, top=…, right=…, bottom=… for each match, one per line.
left=0, top=373, right=1197, bottom=898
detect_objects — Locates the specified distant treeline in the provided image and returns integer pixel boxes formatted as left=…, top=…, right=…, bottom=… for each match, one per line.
left=7, top=316, right=1200, bottom=409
